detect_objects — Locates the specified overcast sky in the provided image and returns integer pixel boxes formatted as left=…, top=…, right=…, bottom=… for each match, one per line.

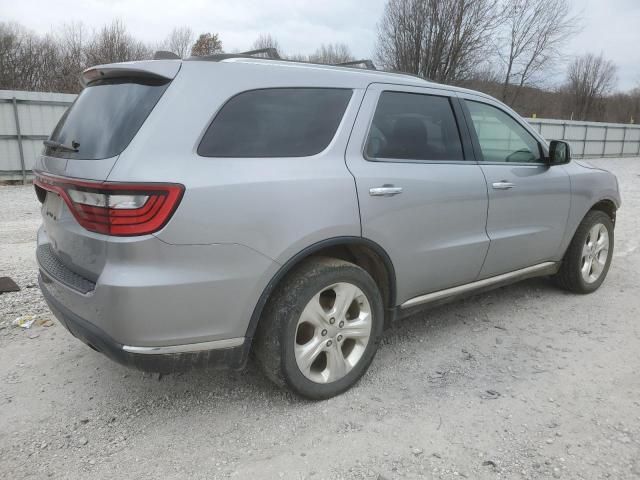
left=2, top=0, right=638, bottom=91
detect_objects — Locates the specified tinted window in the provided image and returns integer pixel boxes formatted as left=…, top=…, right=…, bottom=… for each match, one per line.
left=365, top=91, right=463, bottom=161
left=47, top=78, right=169, bottom=160
left=198, top=88, right=352, bottom=157
left=466, top=101, right=542, bottom=163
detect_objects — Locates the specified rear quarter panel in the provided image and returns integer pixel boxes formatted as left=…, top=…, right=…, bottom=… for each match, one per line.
left=106, top=60, right=364, bottom=263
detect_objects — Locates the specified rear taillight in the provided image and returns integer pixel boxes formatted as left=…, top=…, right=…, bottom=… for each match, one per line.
left=34, top=173, right=184, bottom=236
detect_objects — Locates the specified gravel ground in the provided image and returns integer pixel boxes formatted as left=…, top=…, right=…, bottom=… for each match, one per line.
left=1, top=158, right=639, bottom=480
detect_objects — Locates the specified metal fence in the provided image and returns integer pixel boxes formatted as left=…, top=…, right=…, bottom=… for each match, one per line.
left=1, top=89, right=639, bottom=183
left=0, top=90, right=76, bottom=183
left=527, top=118, right=640, bottom=158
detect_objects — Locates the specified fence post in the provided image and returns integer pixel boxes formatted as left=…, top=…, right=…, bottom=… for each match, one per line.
left=621, top=126, right=627, bottom=157
left=602, top=126, right=608, bottom=157
left=583, top=124, right=589, bottom=157
left=11, top=97, right=26, bottom=184
left=562, top=122, right=567, bottom=141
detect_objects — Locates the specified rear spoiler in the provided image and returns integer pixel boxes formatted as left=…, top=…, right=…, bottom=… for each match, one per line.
left=81, top=60, right=181, bottom=87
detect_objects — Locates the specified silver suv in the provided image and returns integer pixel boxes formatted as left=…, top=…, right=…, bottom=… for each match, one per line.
left=35, top=53, right=621, bottom=399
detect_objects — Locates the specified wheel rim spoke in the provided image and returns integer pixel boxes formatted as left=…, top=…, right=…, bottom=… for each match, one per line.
left=593, top=252, right=606, bottom=272
left=332, top=283, right=358, bottom=319
left=595, top=230, right=609, bottom=254
left=299, top=293, right=327, bottom=328
left=341, top=315, right=371, bottom=339
left=596, top=250, right=608, bottom=264
left=590, top=259, right=602, bottom=277
left=581, top=256, right=592, bottom=277
left=295, top=338, right=324, bottom=374
left=325, top=344, right=347, bottom=382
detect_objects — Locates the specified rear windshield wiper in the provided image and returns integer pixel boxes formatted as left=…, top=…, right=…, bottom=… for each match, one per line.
left=43, top=139, right=79, bottom=153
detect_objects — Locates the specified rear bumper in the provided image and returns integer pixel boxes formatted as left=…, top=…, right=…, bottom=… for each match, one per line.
left=40, top=273, right=251, bottom=373
left=36, top=225, right=278, bottom=348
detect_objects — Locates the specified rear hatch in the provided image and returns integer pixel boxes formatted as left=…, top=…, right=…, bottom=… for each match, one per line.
left=35, top=60, right=181, bottom=282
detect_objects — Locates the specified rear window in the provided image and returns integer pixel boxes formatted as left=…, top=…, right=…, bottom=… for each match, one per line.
left=46, top=78, right=169, bottom=160
left=365, top=91, right=464, bottom=161
left=197, top=88, right=352, bottom=157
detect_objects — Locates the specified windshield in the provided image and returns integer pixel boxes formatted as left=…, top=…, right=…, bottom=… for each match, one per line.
left=46, top=78, right=169, bottom=160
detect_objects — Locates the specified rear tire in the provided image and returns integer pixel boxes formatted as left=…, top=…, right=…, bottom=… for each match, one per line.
left=555, top=210, right=614, bottom=294
left=254, top=257, right=384, bottom=400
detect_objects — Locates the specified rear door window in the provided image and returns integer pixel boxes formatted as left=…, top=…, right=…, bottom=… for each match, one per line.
left=365, top=91, right=464, bottom=161
left=197, top=88, right=352, bottom=157
left=47, top=78, right=169, bottom=160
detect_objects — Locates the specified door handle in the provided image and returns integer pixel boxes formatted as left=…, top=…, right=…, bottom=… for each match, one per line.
left=369, top=185, right=403, bottom=197
left=492, top=181, right=516, bottom=190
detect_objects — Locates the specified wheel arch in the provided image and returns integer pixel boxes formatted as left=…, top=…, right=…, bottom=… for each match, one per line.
left=589, top=198, right=617, bottom=224
left=245, top=236, right=397, bottom=341
left=560, top=196, right=618, bottom=261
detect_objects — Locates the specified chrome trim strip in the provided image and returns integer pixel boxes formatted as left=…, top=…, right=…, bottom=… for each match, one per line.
left=400, top=262, right=558, bottom=310
left=122, top=337, right=245, bottom=355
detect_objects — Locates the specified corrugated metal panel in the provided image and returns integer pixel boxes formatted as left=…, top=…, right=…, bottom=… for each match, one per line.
left=0, top=90, right=76, bottom=182
left=527, top=118, right=640, bottom=158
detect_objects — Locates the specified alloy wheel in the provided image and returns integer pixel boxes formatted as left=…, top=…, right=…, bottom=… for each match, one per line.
left=294, top=282, right=372, bottom=384
left=581, top=223, right=609, bottom=284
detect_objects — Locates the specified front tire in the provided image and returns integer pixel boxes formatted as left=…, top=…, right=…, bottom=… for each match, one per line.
left=555, top=210, right=614, bottom=293
left=254, top=257, right=384, bottom=400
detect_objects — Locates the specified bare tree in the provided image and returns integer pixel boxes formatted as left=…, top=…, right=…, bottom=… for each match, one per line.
left=52, top=22, right=88, bottom=92
left=162, top=26, right=194, bottom=58
left=376, top=0, right=502, bottom=83
left=286, top=52, right=309, bottom=62
left=308, top=43, right=354, bottom=64
left=250, top=33, right=283, bottom=58
left=251, top=33, right=280, bottom=51
left=565, top=53, right=617, bottom=121
left=191, top=32, right=223, bottom=56
left=0, top=22, right=29, bottom=89
left=498, top=0, right=579, bottom=104
left=0, top=22, right=64, bottom=92
left=38, top=34, right=63, bottom=91
left=85, top=19, right=151, bottom=66
left=602, top=88, right=640, bottom=123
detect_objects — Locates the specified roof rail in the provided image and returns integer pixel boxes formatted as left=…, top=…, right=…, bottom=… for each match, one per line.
left=239, top=48, right=281, bottom=59
left=182, top=52, right=428, bottom=83
left=153, top=50, right=180, bottom=60
left=335, top=59, right=376, bottom=70
left=385, top=69, right=429, bottom=81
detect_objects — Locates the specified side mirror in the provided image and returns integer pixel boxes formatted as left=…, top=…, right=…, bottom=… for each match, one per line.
left=548, top=140, right=571, bottom=165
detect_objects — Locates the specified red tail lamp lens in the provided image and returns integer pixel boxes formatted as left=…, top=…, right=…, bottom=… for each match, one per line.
left=34, top=173, right=184, bottom=236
